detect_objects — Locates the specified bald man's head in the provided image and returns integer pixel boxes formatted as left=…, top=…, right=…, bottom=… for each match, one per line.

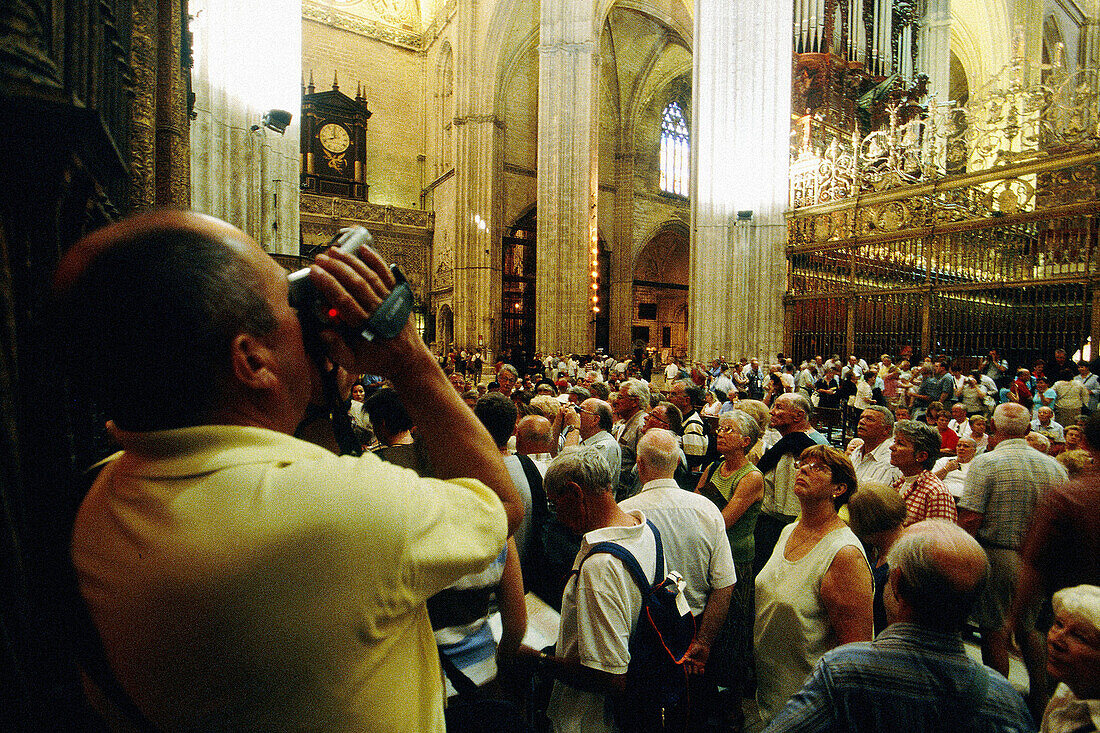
left=992, top=402, right=1032, bottom=439
left=515, top=414, right=553, bottom=455
left=55, top=209, right=310, bottom=432
left=886, top=519, right=990, bottom=630
left=636, top=428, right=680, bottom=481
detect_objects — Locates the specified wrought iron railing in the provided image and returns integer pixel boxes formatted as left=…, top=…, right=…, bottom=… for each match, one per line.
left=786, top=49, right=1100, bottom=367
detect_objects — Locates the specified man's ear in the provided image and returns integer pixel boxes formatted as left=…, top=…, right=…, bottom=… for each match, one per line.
left=230, top=333, right=278, bottom=390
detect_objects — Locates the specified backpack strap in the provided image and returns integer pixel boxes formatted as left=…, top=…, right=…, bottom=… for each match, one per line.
left=575, top=520, right=664, bottom=595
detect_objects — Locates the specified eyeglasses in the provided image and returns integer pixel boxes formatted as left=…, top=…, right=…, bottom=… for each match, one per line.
left=793, top=460, right=831, bottom=474
left=715, top=426, right=740, bottom=434
left=646, top=413, right=669, bottom=426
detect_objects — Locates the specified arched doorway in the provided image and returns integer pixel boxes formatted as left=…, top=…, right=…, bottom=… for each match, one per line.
left=437, top=304, right=454, bottom=353
left=632, top=224, right=689, bottom=359
left=502, top=208, right=536, bottom=368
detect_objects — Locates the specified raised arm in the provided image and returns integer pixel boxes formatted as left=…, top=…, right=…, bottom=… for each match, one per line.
left=309, top=245, right=523, bottom=535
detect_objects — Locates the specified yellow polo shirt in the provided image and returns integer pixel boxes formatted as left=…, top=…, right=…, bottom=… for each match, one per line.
left=72, top=425, right=506, bottom=732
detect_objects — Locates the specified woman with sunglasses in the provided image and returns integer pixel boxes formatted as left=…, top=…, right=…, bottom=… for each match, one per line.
left=753, top=444, right=873, bottom=724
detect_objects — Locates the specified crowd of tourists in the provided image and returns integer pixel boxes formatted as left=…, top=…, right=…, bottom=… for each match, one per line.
left=339, top=345, right=1100, bottom=732
left=59, top=209, right=1097, bottom=733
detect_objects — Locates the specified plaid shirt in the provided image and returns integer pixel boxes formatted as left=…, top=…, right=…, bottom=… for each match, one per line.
left=894, top=470, right=957, bottom=526
left=959, top=437, right=1067, bottom=549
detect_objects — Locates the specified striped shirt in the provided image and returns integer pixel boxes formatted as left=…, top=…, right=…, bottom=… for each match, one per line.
left=764, top=623, right=1033, bottom=732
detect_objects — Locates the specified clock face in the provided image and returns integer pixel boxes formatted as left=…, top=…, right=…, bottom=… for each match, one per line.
left=318, top=123, right=350, bottom=154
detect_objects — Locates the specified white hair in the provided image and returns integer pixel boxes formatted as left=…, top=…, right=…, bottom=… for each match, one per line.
left=1052, top=584, right=1100, bottom=636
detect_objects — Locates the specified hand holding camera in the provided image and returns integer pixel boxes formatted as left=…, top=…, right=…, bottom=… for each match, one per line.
left=297, top=227, right=421, bottom=378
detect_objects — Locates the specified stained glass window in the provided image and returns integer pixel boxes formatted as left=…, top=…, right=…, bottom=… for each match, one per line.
left=660, top=101, right=689, bottom=196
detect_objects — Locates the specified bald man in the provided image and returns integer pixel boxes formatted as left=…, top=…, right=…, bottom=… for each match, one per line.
left=766, top=521, right=1032, bottom=731
left=959, top=401, right=1067, bottom=686
left=515, top=414, right=554, bottom=475
left=576, top=397, right=622, bottom=490
left=620, top=428, right=736, bottom=727
left=60, top=211, right=521, bottom=732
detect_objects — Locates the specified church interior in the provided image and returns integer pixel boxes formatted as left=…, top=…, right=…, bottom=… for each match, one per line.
left=1, top=0, right=1099, bottom=726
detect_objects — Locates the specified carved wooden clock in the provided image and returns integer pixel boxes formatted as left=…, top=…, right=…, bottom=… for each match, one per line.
left=300, top=73, right=372, bottom=200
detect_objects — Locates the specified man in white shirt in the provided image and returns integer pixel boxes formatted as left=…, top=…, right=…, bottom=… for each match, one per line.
left=529, top=448, right=658, bottom=733
left=620, top=429, right=736, bottom=728
left=1031, top=405, right=1065, bottom=448
left=846, top=405, right=902, bottom=486
left=932, top=436, right=978, bottom=498
left=948, top=403, right=972, bottom=439
left=578, top=398, right=622, bottom=489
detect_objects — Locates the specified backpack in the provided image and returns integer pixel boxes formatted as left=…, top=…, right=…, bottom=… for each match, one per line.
left=515, top=452, right=550, bottom=582
left=575, top=520, right=695, bottom=732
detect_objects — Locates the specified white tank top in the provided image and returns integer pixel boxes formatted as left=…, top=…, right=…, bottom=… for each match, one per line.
left=753, top=522, right=870, bottom=722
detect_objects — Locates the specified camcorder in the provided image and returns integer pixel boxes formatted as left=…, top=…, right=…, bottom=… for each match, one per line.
left=287, top=226, right=414, bottom=456
left=287, top=226, right=413, bottom=348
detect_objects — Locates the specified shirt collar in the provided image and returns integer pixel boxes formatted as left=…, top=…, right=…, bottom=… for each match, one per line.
left=582, top=431, right=612, bottom=445
left=639, top=478, right=680, bottom=493
left=993, top=437, right=1030, bottom=451
left=581, top=510, right=647, bottom=548
left=874, top=622, right=965, bottom=654
left=110, top=424, right=329, bottom=479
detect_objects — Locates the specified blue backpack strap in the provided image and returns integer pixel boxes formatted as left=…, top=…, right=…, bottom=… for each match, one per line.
left=574, top=520, right=664, bottom=594
left=647, top=520, right=664, bottom=580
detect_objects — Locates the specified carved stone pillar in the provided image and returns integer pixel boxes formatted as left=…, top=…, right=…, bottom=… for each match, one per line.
left=610, top=145, right=634, bottom=356
left=690, top=0, right=791, bottom=362
left=450, top=0, right=503, bottom=363
left=1081, top=3, right=1100, bottom=91
left=536, top=0, right=599, bottom=355
left=156, top=0, right=190, bottom=206
left=129, top=0, right=190, bottom=210
left=130, top=0, right=158, bottom=210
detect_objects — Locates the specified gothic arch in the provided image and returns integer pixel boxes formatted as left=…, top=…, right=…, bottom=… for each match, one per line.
left=951, top=0, right=1012, bottom=93
left=631, top=222, right=689, bottom=354
left=437, top=303, right=454, bottom=351
left=437, top=42, right=454, bottom=173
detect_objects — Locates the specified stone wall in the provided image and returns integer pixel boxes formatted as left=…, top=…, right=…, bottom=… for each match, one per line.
left=303, top=20, right=426, bottom=208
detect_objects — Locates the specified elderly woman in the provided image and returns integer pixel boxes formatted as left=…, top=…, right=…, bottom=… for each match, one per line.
left=933, top=436, right=978, bottom=499
left=848, top=482, right=908, bottom=636
left=696, top=410, right=764, bottom=704
left=1042, top=585, right=1100, bottom=732
left=754, top=445, right=873, bottom=722
left=889, top=420, right=957, bottom=526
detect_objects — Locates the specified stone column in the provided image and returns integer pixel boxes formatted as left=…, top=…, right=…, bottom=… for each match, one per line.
left=451, top=0, right=503, bottom=363
left=609, top=143, right=635, bottom=357
left=690, top=0, right=791, bottom=362
left=919, top=0, right=951, bottom=104
left=536, top=0, right=600, bottom=354
left=1081, top=2, right=1100, bottom=90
